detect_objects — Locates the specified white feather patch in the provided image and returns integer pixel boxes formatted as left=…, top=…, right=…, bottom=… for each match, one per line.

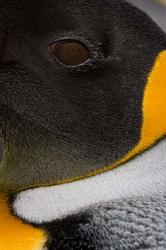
left=13, top=139, right=166, bottom=223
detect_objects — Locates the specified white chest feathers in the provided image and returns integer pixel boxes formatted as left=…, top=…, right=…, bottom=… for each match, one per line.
left=13, top=139, right=166, bottom=224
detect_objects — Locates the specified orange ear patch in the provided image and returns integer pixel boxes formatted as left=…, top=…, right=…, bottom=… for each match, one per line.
left=139, top=50, right=166, bottom=146
left=0, top=193, right=47, bottom=250
left=115, top=49, right=166, bottom=165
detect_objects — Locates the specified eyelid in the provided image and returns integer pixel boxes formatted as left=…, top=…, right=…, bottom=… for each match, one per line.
left=63, top=56, right=122, bottom=73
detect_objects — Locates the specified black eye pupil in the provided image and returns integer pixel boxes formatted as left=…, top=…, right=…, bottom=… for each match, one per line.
left=49, top=40, right=90, bottom=66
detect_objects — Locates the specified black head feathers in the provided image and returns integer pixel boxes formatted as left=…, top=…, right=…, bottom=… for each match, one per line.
left=0, top=0, right=166, bottom=191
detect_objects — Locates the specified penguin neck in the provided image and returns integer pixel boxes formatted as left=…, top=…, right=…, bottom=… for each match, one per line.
left=12, top=137, right=166, bottom=224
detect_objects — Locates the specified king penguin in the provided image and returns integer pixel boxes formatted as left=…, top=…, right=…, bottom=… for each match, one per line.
left=0, top=0, right=166, bottom=249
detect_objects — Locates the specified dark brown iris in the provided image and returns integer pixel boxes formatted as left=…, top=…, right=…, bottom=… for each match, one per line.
left=49, top=40, right=90, bottom=66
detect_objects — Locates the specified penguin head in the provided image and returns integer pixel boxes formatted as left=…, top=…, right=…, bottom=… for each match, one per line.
left=0, top=0, right=166, bottom=191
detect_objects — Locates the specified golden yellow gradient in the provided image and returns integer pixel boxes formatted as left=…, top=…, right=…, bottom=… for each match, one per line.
left=114, top=50, right=166, bottom=165
left=0, top=193, right=47, bottom=250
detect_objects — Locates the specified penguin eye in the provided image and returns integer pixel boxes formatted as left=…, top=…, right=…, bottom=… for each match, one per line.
left=49, top=40, right=90, bottom=66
